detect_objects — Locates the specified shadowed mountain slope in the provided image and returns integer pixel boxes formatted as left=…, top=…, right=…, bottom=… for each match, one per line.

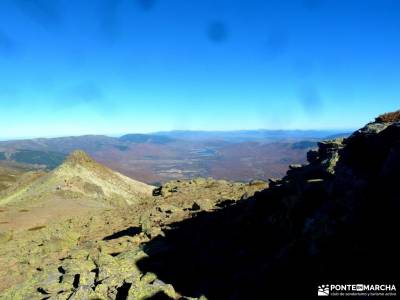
left=0, top=149, right=66, bottom=169
left=137, top=115, right=400, bottom=298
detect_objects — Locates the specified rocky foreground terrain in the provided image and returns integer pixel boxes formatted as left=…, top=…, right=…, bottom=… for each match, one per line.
left=0, top=155, right=265, bottom=299
left=0, top=111, right=399, bottom=299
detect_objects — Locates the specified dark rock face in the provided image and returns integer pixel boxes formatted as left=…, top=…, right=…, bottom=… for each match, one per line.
left=138, top=120, right=400, bottom=299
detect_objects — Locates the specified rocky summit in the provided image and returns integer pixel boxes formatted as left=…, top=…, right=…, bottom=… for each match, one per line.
left=66, top=150, right=97, bottom=165
left=0, top=113, right=399, bottom=299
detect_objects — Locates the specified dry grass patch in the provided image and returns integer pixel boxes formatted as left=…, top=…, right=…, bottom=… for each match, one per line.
left=375, top=110, right=400, bottom=123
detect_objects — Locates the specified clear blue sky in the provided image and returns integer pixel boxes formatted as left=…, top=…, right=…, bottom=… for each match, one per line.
left=0, top=0, right=399, bottom=138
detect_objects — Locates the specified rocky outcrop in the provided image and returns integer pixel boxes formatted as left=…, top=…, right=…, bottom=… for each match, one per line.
left=66, top=149, right=97, bottom=165
left=152, top=177, right=265, bottom=204
left=8, top=248, right=177, bottom=299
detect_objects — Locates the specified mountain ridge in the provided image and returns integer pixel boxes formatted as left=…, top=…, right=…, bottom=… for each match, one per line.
left=0, top=150, right=154, bottom=209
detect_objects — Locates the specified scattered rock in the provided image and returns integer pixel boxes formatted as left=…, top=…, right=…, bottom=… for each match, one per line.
left=190, top=202, right=201, bottom=211
left=289, top=164, right=303, bottom=170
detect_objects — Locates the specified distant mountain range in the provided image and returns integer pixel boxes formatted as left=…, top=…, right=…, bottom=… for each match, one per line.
left=119, top=134, right=176, bottom=144
left=153, top=129, right=351, bottom=142
left=0, top=130, right=350, bottom=184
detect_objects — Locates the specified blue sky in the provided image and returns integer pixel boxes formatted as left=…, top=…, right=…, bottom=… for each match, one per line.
left=0, top=0, right=399, bottom=138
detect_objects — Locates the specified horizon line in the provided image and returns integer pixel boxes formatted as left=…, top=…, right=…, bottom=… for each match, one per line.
left=0, top=128, right=355, bottom=141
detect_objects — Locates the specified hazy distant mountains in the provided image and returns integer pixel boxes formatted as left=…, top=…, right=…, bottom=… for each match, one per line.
left=0, top=130, right=350, bottom=184
left=119, top=134, right=176, bottom=144
left=153, top=129, right=349, bottom=142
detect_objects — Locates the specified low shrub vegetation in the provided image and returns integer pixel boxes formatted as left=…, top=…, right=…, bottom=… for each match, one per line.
left=375, top=110, right=400, bottom=123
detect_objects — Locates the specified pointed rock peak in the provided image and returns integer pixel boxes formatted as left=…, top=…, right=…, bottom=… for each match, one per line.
left=66, top=150, right=95, bottom=165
